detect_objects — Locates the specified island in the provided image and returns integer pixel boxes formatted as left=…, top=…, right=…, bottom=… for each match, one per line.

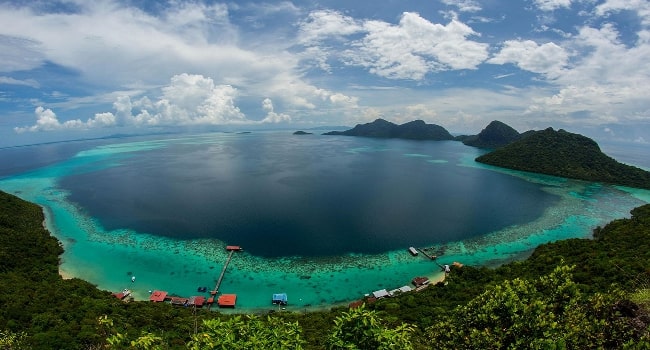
left=476, top=127, right=650, bottom=190
left=457, top=120, right=522, bottom=149
left=324, top=118, right=454, bottom=141
left=293, top=130, right=313, bottom=135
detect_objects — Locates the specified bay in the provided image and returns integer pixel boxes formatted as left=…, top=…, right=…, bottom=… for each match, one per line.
left=0, top=131, right=648, bottom=311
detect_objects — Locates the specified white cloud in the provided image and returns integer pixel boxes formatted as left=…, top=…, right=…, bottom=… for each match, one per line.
left=488, top=40, right=569, bottom=78
left=343, top=12, right=489, bottom=80
left=0, top=76, right=39, bottom=88
left=261, top=98, right=291, bottom=123
left=534, top=0, right=573, bottom=11
left=440, top=0, right=482, bottom=12
left=523, top=22, right=650, bottom=123
left=116, top=74, right=246, bottom=126
left=297, top=10, right=363, bottom=45
left=596, top=0, right=650, bottom=25
left=0, top=1, right=338, bottom=117
left=329, top=93, right=359, bottom=106
left=0, top=34, right=44, bottom=72
left=14, top=106, right=116, bottom=133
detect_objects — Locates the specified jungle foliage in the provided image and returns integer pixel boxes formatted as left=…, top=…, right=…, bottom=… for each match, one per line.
left=1, top=189, right=650, bottom=349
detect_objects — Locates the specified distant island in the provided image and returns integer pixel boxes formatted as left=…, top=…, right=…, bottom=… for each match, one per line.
left=476, top=127, right=650, bottom=190
left=293, top=130, right=313, bottom=135
left=324, top=119, right=454, bottom=141
left=457, top=120, right=524, bottom=149
left=324, top=118, right=650, bottom=190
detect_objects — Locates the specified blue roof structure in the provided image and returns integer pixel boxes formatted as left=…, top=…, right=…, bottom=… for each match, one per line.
left=272, top=293, right=288, bottom=305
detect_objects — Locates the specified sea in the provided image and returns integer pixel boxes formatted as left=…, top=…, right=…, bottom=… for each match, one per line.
left=0, top=131, right=648, bottom=312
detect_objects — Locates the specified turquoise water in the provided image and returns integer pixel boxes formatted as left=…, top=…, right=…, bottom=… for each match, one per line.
left=0, top=132, right=648, bottom=312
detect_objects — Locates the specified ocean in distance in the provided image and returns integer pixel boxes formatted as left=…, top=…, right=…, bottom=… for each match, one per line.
left=0, top=131, right=649, bottom=311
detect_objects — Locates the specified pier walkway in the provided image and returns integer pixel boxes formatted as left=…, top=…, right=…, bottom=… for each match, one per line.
left=212, top=250, right=235, bottom=294
left=417, top=247, right=444, bottom=269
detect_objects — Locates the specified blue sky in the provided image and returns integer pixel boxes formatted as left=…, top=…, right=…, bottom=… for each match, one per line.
left=0, top=0, right=648, bottom=147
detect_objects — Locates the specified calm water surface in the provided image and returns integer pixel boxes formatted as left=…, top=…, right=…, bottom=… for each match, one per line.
left=59, top=133, right=557, bottom=257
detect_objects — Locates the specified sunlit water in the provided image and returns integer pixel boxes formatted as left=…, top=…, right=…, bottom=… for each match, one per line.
left=0, top=132, right=648, bottom=312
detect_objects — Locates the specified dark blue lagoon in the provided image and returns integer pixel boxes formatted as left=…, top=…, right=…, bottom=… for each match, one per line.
left=59, top=133, right=557, bottom=257
left=0, top=131, right=648, bottom=311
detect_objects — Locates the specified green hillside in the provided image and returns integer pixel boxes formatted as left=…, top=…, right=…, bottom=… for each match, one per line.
left=476, top=127, right=650, bottom=189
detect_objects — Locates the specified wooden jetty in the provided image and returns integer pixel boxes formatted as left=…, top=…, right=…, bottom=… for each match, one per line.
left=211, top=246, right=242, bottom=295
left=416, top=248, right=437, bottom=260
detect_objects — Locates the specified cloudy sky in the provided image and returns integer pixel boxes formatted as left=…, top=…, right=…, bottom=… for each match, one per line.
left=0, top=0, right=648, bottom=147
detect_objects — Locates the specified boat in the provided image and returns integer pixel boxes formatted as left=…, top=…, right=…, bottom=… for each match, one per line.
left=408, top=247, right=418, bottom=256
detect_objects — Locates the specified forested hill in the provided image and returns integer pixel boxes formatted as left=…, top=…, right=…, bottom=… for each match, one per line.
left=459, top=120, right=521, bottom=149
left=476, top=127, right=650, bottom=190
left=323, top=118, right=454, bottom=140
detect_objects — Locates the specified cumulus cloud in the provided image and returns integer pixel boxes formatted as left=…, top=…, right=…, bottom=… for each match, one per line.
left=329, top=93, right=359, bottom=106
left=488, top=40, right=569, bottom=78
left=113, top=74, right=246, bottom=126
left=261, top=98, right=291, bottom=123
left=534, top=0, right=573, bottom=11
left=524, top=21, right=650, bottom=123
left=15, top=106, right=116, bottom=133
left=342, top=12, right=489, bottom=80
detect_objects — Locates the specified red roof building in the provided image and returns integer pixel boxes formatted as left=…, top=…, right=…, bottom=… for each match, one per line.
left=218, top=294, right=237, bottom=308
left=226, top=245, right=242, bottom=251
left=149, top=290, right=168, bottom=302
left=411, top=276, right=430, bottom=287
left=190, top=296, right=206, bottom=307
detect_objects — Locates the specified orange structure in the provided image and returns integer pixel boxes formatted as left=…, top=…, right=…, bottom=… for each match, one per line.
left=218, top=294, right=237, bottom=308
left=149, top=290, right=168, bottom=302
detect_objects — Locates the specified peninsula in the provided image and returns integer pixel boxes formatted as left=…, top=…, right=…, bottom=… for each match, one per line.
left=476, top=127, right=650, bottom=190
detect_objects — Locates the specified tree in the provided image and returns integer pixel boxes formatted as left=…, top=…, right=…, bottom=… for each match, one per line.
left=426, top=265, right=646, bottom=349
left=328, top=304, right=416, bottom=350
left=0, top=329, right=27, bottom=350
left=187, top=315, right=304, bottom=350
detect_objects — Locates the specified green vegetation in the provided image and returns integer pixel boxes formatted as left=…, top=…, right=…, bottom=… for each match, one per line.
left=1, top=189, right=650, bottom=349
left=476, top=127, right=650, bottom=189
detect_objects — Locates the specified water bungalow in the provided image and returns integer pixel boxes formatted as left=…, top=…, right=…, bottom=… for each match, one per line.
left=170, top=297, right=190, bottom=306
left=189, top=296, right=206, bottom=308
left=113, top=289, right=131, bottom=300
left=218, top=294, right=237, bottom=308
left=389, top=286, right=412, bottom=296
left=411, top=276, right=430, bottom=287
left=226, top=245, right=243, bottom=251
left=372, top=289, right=390, bottom=299
left=272, top=293, right=288, bottom=305
left=408, top=247, right=418, bottom=256
left=149, top=290, right=168, bottom=302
